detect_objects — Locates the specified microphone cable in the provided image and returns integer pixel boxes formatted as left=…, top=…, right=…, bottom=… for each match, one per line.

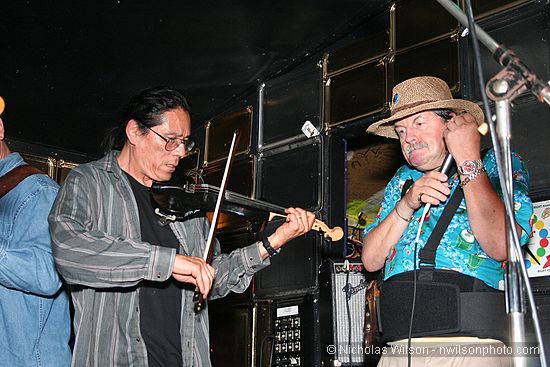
left=406, top=211, right=426, bottom=367
left=406, top=154, right=455, bottom=367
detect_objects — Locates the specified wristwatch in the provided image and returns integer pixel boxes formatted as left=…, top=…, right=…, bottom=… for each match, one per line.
left=458, top=159, right=486, bottom=188
left=261, top=237, right=280, bottom=257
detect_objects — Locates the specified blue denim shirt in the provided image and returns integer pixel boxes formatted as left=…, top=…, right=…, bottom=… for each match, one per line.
left=0, top=152, right=71, bottom=366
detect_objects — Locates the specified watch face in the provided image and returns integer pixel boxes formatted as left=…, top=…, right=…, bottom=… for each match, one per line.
left=460, top=160, right=482, bottom=174
left=462, top=161, right=477, bottom=174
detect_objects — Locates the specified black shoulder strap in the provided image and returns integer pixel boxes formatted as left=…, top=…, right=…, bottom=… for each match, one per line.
left=418, top=187, right=464, bottom=267
left=0, top=165, right=43, bottom=198
left=416, top=148, right=490, bottom=268
left=399, top=176, right=464, bottom=268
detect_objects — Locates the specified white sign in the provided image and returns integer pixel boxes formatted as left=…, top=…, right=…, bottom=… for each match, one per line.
left=525, top=199, right=550, bottom=277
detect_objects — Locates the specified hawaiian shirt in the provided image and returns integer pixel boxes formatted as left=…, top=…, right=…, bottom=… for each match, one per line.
left=364, top=149, right=533, bottom=289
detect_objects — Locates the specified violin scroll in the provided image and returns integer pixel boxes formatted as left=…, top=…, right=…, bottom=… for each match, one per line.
left=268, top=213, right=343, bottom=241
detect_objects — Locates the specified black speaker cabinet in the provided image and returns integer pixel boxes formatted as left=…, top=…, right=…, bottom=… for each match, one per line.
left=391, top=34, right=460, bottom=91
left=7, top=139, right=91, bottom=185
left=259, top=61, right=322, bottom=150
left=324, top=57, right=388, bottom=128
left=507, top=100, right=550, bottom=195
left=204, top=106, right=253, bottom=166
left=323, top=28, right=390, bottom=128
left=202, top=156, right=255, bottom=198
left=319, top=259, right=380, bottom=366
left=324, top=30, right=389, bottom=76
left=391, top=0, right=459, bottom=51
left=253, top=218, right=321, bottom=299
left=202, top=157, right=256, bottom=231
left=464, top=1, right=550, bottom=104
left=257, top=139, right=322, bottom=212
left=470, top=0, right=531, bottom=20
left=19, top=153, right=79, bottom=185
left=209, top=300, right=253, bottom=367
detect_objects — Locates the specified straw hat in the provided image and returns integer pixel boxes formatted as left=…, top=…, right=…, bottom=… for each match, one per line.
left=366, top=76, right=484, bottom=139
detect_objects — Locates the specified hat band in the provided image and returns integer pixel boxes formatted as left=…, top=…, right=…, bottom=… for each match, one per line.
left=391, top=99, right=438, bottom=115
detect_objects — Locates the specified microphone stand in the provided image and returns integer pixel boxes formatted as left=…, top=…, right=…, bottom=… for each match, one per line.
left=435, top=1, right=548, bottom=366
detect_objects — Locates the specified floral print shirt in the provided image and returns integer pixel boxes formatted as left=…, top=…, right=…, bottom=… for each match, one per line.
left=364, top=149, right=533, bottom=289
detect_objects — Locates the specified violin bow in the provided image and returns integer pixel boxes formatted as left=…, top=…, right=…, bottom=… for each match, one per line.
left=193, top=129, right=240, bottom=312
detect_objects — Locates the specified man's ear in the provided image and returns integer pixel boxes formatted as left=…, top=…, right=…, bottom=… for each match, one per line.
left=125, top=119, right=143, bottom=145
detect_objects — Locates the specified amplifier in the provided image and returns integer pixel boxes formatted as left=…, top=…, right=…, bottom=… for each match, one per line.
left=254, top=294, right=321, bottom=367
left=319, top=259, right=380, bottom=366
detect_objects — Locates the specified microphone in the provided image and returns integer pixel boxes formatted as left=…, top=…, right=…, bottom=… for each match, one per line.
left=420, top=153, right=455, bottom=219
left=438, top=153, right=456, bottom=176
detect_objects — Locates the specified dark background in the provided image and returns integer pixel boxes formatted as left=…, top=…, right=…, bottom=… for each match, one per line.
left=0, top=0, right=388, bottom=156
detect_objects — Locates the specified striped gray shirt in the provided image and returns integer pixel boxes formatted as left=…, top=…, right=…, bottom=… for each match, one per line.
left=49, top=151, right=269, bottom=367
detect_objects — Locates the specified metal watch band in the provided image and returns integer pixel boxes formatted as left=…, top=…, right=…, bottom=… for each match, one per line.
left=261, top=237, right=279, bottom=257
left=459, top=166, right=487, bottom=188
left=458, top=159, right=484, bottom=175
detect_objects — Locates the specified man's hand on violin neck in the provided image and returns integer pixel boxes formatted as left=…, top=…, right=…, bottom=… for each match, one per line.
left=172, top=255, right=215, bottom=298
left=269, top=207, right=316, bottom=250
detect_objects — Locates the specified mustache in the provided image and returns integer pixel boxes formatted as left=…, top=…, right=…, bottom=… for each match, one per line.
left=406, top=142, right=427, bottom=154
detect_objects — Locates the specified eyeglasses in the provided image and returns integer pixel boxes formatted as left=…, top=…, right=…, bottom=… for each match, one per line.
left=141, top=124, right=195, bottom=153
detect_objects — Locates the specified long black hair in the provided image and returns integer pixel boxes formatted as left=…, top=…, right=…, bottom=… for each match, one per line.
left=101, top=86, right=190, bottom=154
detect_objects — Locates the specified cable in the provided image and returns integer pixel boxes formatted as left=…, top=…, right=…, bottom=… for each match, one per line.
left=343, top=259, right=353, bottom=366
left=406, top=150, right=456, bottom=366
left=406, top=210, right=427, bottom=367
left=259, top=334, right=275, bottom=367
left=258, top=335, right=269, bottom=366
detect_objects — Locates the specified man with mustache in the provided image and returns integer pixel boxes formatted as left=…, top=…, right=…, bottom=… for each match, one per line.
left=361, top=76, right=533, bottom=366
left=49, top=86, right=315, bottom=367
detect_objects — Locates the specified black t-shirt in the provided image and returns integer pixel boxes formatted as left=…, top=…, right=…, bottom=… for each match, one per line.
left=125, top=172, right=183, bottom=367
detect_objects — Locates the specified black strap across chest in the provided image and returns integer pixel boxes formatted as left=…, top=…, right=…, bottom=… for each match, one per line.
left=401, top=177, right=463, bottom=268
left=400, top=149, right=489, bottom=267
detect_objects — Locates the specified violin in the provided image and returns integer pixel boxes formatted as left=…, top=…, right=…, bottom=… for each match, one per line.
left=150, top=183, right=343, bottom=241
left=152, top=128, right=342, bottom=312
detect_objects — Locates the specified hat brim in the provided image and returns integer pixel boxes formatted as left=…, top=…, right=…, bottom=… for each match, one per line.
left=366, top=99, right=485, bottom=139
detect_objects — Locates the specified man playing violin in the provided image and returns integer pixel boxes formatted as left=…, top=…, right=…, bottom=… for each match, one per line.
left=48, top=86, right=315, bottom=367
